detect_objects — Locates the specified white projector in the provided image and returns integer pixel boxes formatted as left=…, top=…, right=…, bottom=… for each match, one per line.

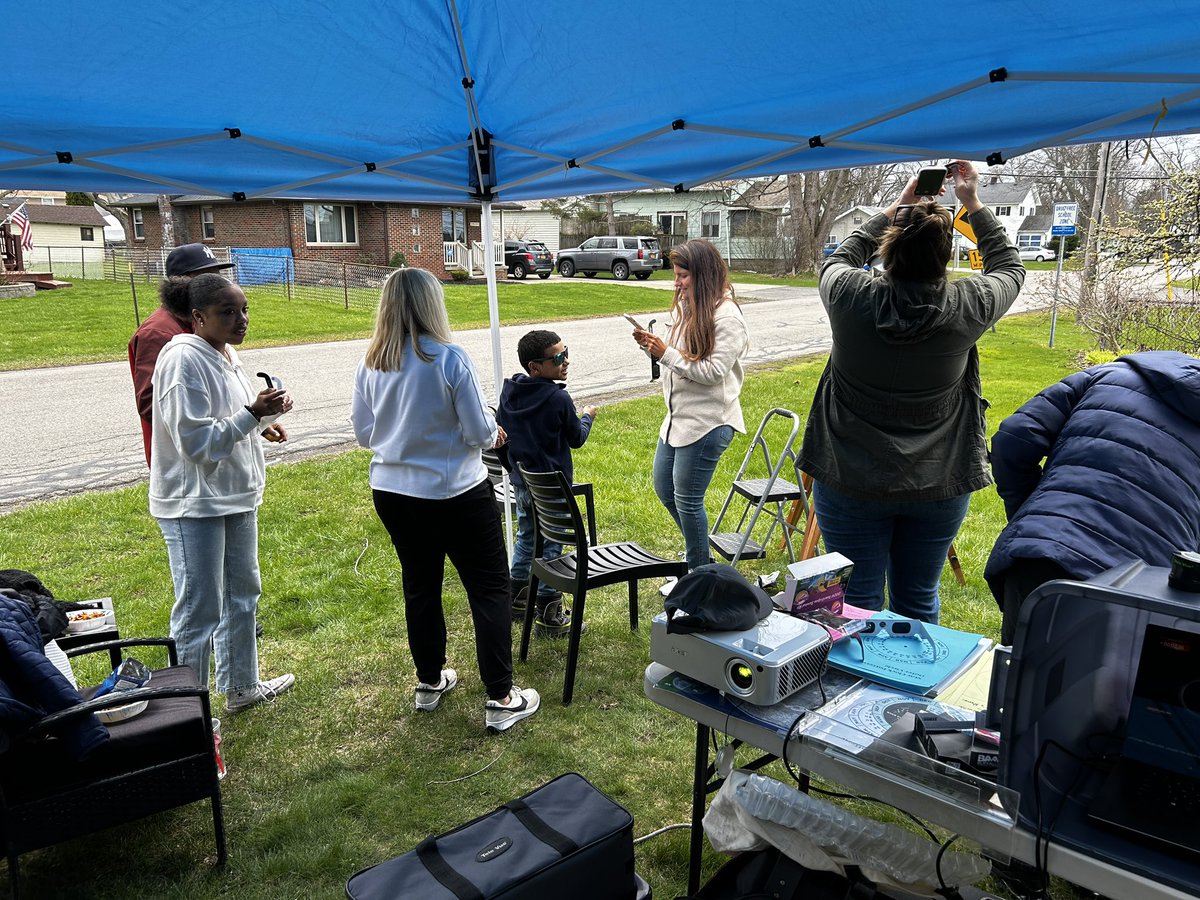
left=650, top=610, right=831, bottom=706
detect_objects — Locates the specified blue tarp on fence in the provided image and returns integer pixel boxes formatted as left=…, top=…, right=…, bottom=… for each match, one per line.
left=233, top=248, right=293, bottom=286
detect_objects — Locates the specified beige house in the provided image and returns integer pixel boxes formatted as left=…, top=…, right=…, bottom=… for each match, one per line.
left=2, top=197, right=108, bottom=267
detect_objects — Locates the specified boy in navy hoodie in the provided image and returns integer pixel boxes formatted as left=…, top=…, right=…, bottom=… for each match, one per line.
left=498, top=330, right=597, bottom=637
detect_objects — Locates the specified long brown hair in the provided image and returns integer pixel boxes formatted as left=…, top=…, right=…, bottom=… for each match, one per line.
left=364, top=268, right=452, bottom=371
left=878, top=201, right=953, bottom=282
left=668, top=239, right=733, bottom=361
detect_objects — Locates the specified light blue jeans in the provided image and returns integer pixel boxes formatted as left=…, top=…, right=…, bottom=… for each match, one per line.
left=510, top=484, right=562, bottom=600
left=653, top=426, right=735, bottom=571
left=811, top=480, right=971, bottom=623
left=157, top=511, right=260, bottom=693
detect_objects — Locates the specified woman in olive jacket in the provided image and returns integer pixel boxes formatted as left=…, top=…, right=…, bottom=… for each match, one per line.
left=798, top=160, right=1025, bottom=622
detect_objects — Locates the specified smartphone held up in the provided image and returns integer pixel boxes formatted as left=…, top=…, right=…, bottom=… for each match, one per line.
left=913, top=166, right=949, bottom=197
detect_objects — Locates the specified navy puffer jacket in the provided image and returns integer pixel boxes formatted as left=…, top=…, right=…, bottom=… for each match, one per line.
left=984, top=351, right=1200, bottom=599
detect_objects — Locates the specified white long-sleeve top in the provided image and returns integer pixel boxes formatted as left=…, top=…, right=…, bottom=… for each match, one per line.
left=149, top=334, right=265, bottom=518
left=657, top=298, right=749, bottom=447
left=351, top=336, right=497, bottom=499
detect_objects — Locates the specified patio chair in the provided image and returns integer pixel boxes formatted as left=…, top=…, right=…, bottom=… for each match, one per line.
left=1, top=636, right=225, bottom=898
left=483, top=446, right=599, bottom=547
left=517, top=465, right=687, bottom=705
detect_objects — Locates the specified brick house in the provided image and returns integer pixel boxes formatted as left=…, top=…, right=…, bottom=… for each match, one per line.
left=110, top=195, right=515, bottom=277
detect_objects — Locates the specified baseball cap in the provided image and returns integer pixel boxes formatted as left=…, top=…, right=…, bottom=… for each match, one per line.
left=663, top=563, right=774, bottom=634
left=166, top=243, right=234, bottom=277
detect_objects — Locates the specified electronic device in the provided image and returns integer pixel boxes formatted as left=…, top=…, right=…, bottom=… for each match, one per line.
left=256, top=371, right=283, bottom=391
left=622, top=313, right=645, bottom=330
left=913, top=166, right=948, bottom=196
left=1087, top=623, right=1200, bottom=858
left=650, top=609, right=831, bottom=706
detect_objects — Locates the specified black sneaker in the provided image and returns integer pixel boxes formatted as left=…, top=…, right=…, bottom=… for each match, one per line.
left=511, top=584, right=529, bottom=621
left=534, top=598, right=586, bottom=639
left=255, top=619, right=264, bottom=638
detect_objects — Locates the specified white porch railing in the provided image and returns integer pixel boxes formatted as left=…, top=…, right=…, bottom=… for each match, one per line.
left=443, top=241, right=469, bottom=270
left=470, top=240, right=504, bottom=276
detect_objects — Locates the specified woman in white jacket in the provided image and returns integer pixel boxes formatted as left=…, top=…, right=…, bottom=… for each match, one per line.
left=150, top=274, right=296, bottom=713
left=351, top=268, right=539, bottom=734
left=633, top=239, right=748, bottom=571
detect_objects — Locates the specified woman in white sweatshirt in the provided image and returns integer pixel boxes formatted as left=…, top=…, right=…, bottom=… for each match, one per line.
left=632, top=239, right=748, bottom=571
left=351, top=267, right=539, bottom=734
left=150, top=273, right=295, bottom=713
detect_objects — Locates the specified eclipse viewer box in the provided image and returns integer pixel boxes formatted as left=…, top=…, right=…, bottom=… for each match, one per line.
left=784, top=553, right=854, bottom=615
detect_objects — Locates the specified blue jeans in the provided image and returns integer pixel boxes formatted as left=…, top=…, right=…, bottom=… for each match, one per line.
left=510, top=484, right=562, bottom=599
left=653, top=426, right=735, bottom=571
left=811, top=480, right=971, bottom=623
left=157, top=511, right=260, bottom=692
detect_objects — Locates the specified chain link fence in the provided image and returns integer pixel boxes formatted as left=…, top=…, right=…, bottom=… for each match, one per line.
left=81, top=246, right=396, bottom=314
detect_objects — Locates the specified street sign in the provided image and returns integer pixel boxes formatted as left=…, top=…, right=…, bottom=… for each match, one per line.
left=1053, top=202, right=1079, bottom=227
left=1051, top=224, right=1077, bottom=236
left=968, top=249, right=983, bottom=270
left=952, top=206, right=976, bottom=244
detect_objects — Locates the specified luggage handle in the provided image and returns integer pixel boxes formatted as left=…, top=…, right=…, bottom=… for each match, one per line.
left=416, top=837, right=485, bottom=900
left=504, top=798, right=580, bottom=856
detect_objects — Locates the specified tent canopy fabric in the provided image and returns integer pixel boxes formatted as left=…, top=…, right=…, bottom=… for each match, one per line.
left=4, top=0, right=1200, bottom=204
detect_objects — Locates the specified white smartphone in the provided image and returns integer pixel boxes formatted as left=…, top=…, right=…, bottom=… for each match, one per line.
left=622, top=313, right=646, bottom=330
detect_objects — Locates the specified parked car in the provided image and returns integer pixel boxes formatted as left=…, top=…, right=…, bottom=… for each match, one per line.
left=822, top=242, right=839, bottom=257
left=556, top=236, right=662, bottom=280
left=504, top=240, right=554, bottom=279
left=1018, top=245, right=1057, bottom=262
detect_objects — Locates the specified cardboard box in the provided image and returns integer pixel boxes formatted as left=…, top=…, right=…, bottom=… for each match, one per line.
left=784, top=552, right=853, bottom=615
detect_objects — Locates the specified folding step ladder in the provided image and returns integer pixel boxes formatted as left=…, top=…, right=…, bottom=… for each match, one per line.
left=708, top=408, right=810, bottom=566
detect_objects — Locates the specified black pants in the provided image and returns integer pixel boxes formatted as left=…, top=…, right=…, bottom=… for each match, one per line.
left=372, top=480, right=513, bottom=701
left=999, top=558, right=1070, bottom=646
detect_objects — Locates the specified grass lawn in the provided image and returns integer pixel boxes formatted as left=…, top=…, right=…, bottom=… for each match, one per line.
left=0, top=278, right=681, bottom=372
left=0, top=310, right=1095, bottom=899
left=648, top=269, right=820, bottom=288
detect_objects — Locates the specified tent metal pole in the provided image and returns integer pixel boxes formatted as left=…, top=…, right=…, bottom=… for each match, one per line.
left=480, top=199, right=514, bottom=553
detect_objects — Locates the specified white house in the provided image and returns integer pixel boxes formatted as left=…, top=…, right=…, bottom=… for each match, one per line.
left=1, top=196, right=109, bottom=270
left=499, top=203, right=564, bottom=251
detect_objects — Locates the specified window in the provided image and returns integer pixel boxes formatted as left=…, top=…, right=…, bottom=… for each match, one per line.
left=1018, top=234, right=1042, bottom=248
left=39, top=197, right=55, bottom=205
left=728, top=209, right=777, bottom=236
left=132, top=208, right=144, bottom=240
left=994, top=206, right=1011, bottom=217
left=304, top=203, right=357, bottom=244
left=441, top=208, right=466, bottom=243
left=853, top=216, right=863, bottom=225
left=411, top=223, right=420, bottom=236
left=596, top=237, right=617, bottom=249
left=411, top=208, right=420, bottom=219
left=413, top=243, right=420, bottom=253
left=201, top=206, right=215, bottom=240
left=621, top=238, right=639, bottom=249
left=701, top=212, right=720, bottom=238
left=581, top=238, right=599, bottom=249
left=658, top=212, right=687, bottom=235
left=80, top=226, right=95, bottom=241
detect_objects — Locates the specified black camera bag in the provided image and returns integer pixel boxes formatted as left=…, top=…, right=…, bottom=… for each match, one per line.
left=346, top=772, right=636, bottom=899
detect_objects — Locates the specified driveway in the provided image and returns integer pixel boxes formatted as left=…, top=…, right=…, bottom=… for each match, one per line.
left=0, top=276, right=1052, bottom=511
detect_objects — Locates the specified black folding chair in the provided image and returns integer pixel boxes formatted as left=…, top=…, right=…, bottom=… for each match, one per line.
left=518, top=465, right=687, bottom=705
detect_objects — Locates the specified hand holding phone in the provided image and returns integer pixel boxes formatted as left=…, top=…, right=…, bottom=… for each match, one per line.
left=913, top=166, right=949, bottom=197
left=257, top=371, right=284, bottom=391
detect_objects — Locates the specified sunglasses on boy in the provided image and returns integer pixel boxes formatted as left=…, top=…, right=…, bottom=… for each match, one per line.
left=533, top=347, right=569, bottom=366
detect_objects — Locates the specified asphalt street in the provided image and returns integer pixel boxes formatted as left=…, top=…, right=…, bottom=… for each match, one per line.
left=0, top=274, right=1050, bottom=511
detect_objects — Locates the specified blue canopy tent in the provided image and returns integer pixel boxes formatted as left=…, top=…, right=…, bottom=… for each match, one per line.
left=5, top=0, right=1200, bottom=396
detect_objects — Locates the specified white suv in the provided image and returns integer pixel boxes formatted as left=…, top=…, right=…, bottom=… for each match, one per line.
left=556, top=236, right=663, bottom=280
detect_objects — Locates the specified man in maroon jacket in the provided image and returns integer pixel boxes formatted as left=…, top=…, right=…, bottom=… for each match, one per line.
left=127, top=244, right=233, bottom=465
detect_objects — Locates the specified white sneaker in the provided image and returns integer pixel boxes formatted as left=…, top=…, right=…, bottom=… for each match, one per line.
left=225, top=673, right=295, bottom=713
left=484, top=686, right=540, bottom=733
left=659, top=577, right=679, bottom=597
left=414, top=668, right=458, bottom=711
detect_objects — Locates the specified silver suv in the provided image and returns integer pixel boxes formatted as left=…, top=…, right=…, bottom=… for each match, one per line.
left=556, top=235, right=662, bottom=280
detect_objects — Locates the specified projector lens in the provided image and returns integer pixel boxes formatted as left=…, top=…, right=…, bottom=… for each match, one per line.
left=729, top=660, right=754, bottom=694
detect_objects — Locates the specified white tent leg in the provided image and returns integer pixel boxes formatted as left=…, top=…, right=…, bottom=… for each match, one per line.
left=481, top=200, right=514, bottom=556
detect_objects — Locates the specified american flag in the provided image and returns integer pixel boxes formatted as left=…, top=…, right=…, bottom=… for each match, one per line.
left=9, top=203, right=34, bottom=251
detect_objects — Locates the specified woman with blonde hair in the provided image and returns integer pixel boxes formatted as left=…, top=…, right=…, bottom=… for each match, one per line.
left=351, top=267, right=539, bottom=734
left=632, top=239, right=749, bottom=571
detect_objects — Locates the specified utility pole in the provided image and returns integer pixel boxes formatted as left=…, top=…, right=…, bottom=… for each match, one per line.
left=1079, top=142, right=1112, bottom=311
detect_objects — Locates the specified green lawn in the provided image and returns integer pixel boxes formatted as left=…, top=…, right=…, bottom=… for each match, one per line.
left=0, top=278, right=680, bottom=372
left=0, top=311, right=1095, bottom=899
left=648, top=268, right=820, bottom=288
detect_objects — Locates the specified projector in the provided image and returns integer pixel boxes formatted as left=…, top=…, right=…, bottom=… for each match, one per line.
left=650, top=610, right=831, bottom=705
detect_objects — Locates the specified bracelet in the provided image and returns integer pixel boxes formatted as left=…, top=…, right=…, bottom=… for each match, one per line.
left=245, top=404, right=262, bottom=421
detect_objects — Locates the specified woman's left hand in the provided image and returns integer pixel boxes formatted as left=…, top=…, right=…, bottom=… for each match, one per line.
left=261, top=423, right=288, bottom=443
left=634, top=329, right=666, bottom=361
left=493, top=425, right=507, bottom=449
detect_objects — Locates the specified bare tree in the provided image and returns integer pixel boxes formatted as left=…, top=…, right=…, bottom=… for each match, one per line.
left=157, top=195, right=176, bottom=247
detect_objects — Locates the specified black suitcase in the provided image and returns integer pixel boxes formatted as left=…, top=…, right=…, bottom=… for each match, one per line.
left=346, top=772, right=637, bottom=899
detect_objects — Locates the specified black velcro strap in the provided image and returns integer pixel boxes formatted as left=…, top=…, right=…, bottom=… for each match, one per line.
left=415, top=837, right=484, bottom=900
left=504, top=799, right=579, bottom=856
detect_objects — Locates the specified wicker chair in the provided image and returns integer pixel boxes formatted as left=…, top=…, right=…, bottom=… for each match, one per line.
left=1, top=637, right=225, bottom=898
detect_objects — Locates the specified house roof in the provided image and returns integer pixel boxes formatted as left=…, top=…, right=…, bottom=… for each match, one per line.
left=0, top=199, right=106, bottom=226
left=836, top=205, right=885, bottom=220
left=1019, top=213, right=1053, bottom=232
left=731, top=180, right=788, bottom=209
left=109, top=194, right=521, bottom=210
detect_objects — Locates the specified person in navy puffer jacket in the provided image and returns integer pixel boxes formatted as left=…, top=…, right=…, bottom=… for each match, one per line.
left=985, top=351, right=1200, bottom=645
